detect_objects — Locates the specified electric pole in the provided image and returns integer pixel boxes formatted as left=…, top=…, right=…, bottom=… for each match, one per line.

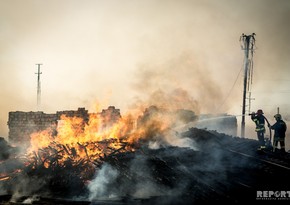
left=247, top=92, right=255, bottom=114
left=35, top=64, right=42, bottom=111
left=240, top=33, right=256, bottom=138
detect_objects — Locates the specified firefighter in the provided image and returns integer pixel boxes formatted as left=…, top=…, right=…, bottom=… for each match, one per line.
left=250, top=109, right=270, bottom=150
left=270, top=114, right=287, bottom=153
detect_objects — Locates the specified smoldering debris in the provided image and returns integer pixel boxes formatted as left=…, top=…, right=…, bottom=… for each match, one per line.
left=0, top=137, right=19, bottom=161
left=1, top=128, right=290, bottom=204
left=88, top=163, right=119, bottom=200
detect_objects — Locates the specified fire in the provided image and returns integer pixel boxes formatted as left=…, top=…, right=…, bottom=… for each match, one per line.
left=0, top=169, right=22, bottom=181
left=26, top=112, right=137, bottom=170
left=0, top=176, right=10, bottom=181
left=0, top=106, right=185, bottom=198
left=24, top=106, right=174, bottom=179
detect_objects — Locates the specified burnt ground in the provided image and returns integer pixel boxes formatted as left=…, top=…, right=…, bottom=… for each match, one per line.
left=1, top=128, right=290, bottom=204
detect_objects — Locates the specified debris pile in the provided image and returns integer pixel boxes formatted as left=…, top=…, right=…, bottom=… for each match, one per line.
left=1, top=106, right=290, bottom=204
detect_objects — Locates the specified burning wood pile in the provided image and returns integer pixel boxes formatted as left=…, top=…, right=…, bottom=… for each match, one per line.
left=1, top=106, right=190, bottom=200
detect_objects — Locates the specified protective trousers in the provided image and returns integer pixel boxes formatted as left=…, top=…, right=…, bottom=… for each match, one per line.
left=273, top=138, right=285, bottom=152
left=257, top=131, right=265, bottom=149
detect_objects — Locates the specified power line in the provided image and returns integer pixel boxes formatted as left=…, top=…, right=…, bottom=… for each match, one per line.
left=262, top=79, right=290, bottom=82
left=216, top=66, right=243, bottom=112
left=252, top=91, right=290, bottom=94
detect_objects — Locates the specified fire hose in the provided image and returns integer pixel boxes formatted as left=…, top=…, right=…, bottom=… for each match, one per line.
left=264, top=116, right=273, bottom=149
left=268, top=124, right=272, bottom=147
left=248, top=113, right=273, bottom=150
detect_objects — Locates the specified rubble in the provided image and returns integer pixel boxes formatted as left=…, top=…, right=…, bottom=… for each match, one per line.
left=0, top=127, right=290, bottom=204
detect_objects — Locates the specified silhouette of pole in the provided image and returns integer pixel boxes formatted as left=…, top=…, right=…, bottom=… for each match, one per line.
left=35, top=64, right=42, bottom=111
left=240, top=33, right=256, bottom=138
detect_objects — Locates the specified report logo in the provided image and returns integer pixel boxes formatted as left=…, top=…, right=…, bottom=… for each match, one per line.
left=256, top=191, right=290, bottom=200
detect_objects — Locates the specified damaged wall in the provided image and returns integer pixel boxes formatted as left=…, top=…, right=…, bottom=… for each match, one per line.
left=7, top=106, right=121, bottom=147
left=7, top=111, right=56, bottom=146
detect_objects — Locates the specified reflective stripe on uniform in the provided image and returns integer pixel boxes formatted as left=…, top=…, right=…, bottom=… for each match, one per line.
left=256, top=127, right=265, bottom=132
left=254, top=118, right=265, bottom=131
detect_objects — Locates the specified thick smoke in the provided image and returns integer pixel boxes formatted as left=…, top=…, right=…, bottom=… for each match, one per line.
left=125, top=52, right=229, bottom=147
left=88, top=155, right=170, bottom=201
left=1, top=0, right=290, bottom=139
left=131, top=52, right=222, bottom=114
left=88, top=163, right=119, bottom=200
left=128, top=155, right=168, bottom=199
left=86, top=128, right=247, bottom=203
left=130, top=104, right=199, bottom=150
left=9, top=175, right=45, bottom=203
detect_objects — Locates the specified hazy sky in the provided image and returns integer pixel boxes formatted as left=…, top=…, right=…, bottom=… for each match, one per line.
left=1, top=0, right=290, bottom=137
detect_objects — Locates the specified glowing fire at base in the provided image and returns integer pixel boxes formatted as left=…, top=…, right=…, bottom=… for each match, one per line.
left=0, top=169, right=22, bottom=181
left=0, top=176, right=10, bottom=181
left=24, top=108, right=171, bottom=173
left=0, top=106, right=175, bottom=197
left=25, top=114, right=136, bottom=171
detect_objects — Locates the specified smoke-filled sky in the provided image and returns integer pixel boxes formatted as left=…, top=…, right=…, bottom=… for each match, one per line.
left=0, top=0, right=290, bottom=138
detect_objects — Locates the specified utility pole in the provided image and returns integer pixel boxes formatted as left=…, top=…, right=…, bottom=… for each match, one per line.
left=247, top=92, right=255, bottom=114
left=240, top=33, right=256, bottom=138
left=35, top=64, right=42, bottom=111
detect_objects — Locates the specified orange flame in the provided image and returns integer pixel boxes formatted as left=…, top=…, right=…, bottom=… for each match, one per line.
left=26, top=113, right=135, bottom=168
left=26, top=107, right=174, bottom=169
left=0, top=176, right=10, bottom=181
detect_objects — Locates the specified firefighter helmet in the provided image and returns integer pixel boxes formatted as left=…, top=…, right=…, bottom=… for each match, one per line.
left=256, top=109, right=264, bottom=115
left=274, top=114, right=281, bottom=120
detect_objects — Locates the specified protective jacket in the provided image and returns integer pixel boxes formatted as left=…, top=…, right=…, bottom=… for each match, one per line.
left=251, top=115, right=266, bottom=132
left=271, top=119, right=287, bottom=140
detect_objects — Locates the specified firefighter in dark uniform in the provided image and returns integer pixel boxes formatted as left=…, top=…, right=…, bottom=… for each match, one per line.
left=251, top=109, right=270, bottom=150
left=270, top=113, right=287, bottom=153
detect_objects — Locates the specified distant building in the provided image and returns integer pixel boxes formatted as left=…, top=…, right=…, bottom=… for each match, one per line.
left=195, top=114, right=238, bottom=136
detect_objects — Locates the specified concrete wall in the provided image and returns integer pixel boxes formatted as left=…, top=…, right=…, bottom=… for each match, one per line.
left=7, top=106, right=121, bottom=147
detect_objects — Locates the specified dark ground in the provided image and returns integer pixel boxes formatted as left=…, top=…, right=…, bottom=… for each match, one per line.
left=1, top=128, right=290, bottom=204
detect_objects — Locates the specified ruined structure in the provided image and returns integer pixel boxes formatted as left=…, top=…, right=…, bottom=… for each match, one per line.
left=7, top=106, right=121, bottom=147
left=7, top=105, right=237, bottom=147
